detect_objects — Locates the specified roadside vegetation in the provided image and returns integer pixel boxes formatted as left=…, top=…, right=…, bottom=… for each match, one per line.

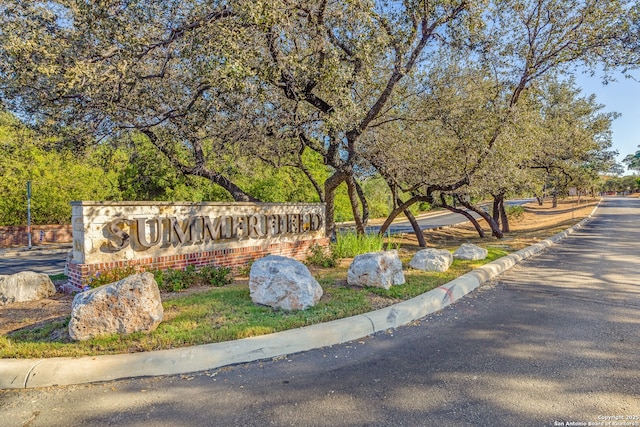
left=0, top=198, right=598, bottom=359
left=0, top=0, right=636, bottom=357
left=0, top=247, right=506, bottom=359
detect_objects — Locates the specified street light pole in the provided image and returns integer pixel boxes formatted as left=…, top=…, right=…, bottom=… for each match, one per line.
left=27, top=180, right=32, bottom=249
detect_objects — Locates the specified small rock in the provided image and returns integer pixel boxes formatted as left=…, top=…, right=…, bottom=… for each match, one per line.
left=0, top=271, right=56, bottom=306
left=347, top=250, right=405, bottom=289
left=409, top=249, right=453, bottom=272
left=249, top=255, right=323, bottom=310
left=68, top=272, right=163, bottom=341
left=453, top=243, right=488, bottom=261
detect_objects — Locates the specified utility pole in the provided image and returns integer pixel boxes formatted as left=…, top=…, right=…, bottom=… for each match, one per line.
left=27, top=180, right=32, bottom=249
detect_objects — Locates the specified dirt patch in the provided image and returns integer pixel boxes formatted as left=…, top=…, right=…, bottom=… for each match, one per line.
left=0, top=197, right=599, bottom=337
left=399, top=198, right=598, bottom=252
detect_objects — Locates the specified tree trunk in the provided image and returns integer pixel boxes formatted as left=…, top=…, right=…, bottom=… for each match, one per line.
left=299, top=162, right=325, bottom=203
left=401, top=202, right=427, bottom=248
left=499, top=197, right=509, bottom=233
left=378, top=205, right=404, bottom=237
left=441, top=195, right=485, bottom=238
left=355, top=180, right=369, bottom=227
left=492, top=197, right=500, bottom=222
left=142, top=128, right=259, bottom=203
left=457, top=198, right=503, bottom=239
left=493, top=192, right=509, bottom=233
left=444, top=206, right=486, bottom=238
left=324, top=171, right=347, bottom=240
left=195, top=169, right=260, bottom=202
left=346, top=176, right=365, bottom=235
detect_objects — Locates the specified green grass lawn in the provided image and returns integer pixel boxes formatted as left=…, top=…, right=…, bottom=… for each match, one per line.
left=0, top=248, right=507, bottom=359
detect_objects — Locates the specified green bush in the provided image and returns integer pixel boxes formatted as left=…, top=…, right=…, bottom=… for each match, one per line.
left=506, top=205, right=524, bottom=220
left=199, top=265, right=233, bottom=287
left=152, top=265, right=232, bottom=292
left=86, top=266, right=138, bottom=288
left=306, top=244, right=337, bottom=268
left=85, top=264, right=232, bottom=292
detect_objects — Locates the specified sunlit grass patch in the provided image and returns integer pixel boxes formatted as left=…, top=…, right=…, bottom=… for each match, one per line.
left=1, top=248, right=509, bottom=359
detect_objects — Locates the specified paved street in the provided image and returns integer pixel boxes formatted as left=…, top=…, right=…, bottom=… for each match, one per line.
left=1, top=197, right=639, bottom=426
left=0, top=251, right=68, bottom=276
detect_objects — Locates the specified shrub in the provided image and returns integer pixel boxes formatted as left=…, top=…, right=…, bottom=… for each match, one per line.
left=306, top=244, right=337, bottom=268
left=152, top=267, right=193, bottom=292
left=199, top=265, right=233, bottom=287
left=152, top=265, right=232, bottom=292
left=86, top=264, right=232, bottom=293
left=233, top=261, right=253, bottom=277
left=506, top=205, right=525, bottom=220
left=85, top=266, right=138, bottom=288
left=418, top=202, right=432, bottom=211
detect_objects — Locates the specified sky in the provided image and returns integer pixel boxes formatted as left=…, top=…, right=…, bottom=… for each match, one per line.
left=573, top=70, right=640, bottom=173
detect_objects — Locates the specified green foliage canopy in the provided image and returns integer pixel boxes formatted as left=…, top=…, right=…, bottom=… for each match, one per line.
left=0, top=111, right=120, bottom=225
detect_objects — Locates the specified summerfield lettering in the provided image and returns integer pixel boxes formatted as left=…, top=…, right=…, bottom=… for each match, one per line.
left=103, top=212, right=324, bottom=252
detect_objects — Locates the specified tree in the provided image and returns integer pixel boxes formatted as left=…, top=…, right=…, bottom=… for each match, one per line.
left=623, top=146, right=640, bottom=173
left=0, top=111, right=121, bottom=225
left=522, top=78, right=618, bottom=206
left=251, top=0, right=473, bottom=238
left=0, top=1, right=276, bottom=202
left=362, top=0, right=631, bottom=241
left=0, top=0, right=472, bottom=239
left=0, top=0, right=634, bottom=239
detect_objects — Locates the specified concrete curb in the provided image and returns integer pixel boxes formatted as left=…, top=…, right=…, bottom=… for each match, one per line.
left=0, top=203, right=599, bottom=390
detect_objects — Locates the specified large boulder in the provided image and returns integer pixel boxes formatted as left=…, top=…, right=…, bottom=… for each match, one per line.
left=68, top=272, right=164, bottom=341
left=453, top=243, right=488, bottom=261
left=249, top=255, right=323, bottom=311
left=0, top=271, right=56, bottom=306
left=347, top=250, right=405, bottom=290
left=409, top=249, right=453, bottom=272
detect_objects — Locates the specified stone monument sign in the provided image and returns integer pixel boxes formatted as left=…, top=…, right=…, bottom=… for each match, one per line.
left=67, top=201, right=327, bottom=288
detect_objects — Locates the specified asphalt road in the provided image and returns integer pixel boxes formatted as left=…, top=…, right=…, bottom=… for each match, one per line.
left=1, top=197, right=638, bottom=426
left=0, top=251, right=68, bottom=276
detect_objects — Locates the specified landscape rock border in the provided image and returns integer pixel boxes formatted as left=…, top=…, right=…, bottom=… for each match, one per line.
left=0, top=202, right=599, bottom=389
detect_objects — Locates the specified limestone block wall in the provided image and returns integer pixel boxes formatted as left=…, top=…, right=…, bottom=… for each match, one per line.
left=68, top=201, right=328, bottom=287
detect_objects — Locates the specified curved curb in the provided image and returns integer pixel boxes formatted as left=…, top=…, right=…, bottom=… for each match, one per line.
left=0, top=203, right=600, bottom=389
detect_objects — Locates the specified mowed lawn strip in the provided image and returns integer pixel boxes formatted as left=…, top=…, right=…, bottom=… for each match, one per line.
left=0, top=249, right=506, bottom=359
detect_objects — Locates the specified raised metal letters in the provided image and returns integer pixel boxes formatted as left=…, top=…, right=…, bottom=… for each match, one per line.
left=103, top=212, right=324, bottom=252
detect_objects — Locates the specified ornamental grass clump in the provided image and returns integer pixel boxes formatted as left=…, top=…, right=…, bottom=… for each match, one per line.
left=332, top=231, right=384, bottom=258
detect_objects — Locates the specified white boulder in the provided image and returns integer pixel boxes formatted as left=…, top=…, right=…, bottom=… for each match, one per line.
left=0, top=271, right=56, bottom=306
left=68, top=272, right=164, bottom=341
left=409, top=249, right=453, bottom=272
left=249, top=255, right=323, bottom=311
left=453, top=243, right=488, bottom=261
left=347, top=250, right=405, bottom=289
